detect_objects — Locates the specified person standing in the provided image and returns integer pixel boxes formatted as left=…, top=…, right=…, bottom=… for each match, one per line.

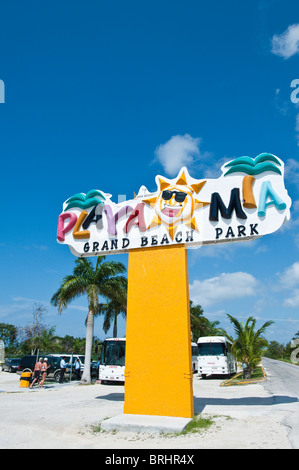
left=59, top=356, right=67, bottom=383
left=74, top=358, right=81, bottom=381
left=39, top=358, right=51, bottom=389
left=30, top=357, right=43, bottom=388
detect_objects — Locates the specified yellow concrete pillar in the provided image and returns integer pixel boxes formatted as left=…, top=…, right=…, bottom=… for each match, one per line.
left=124, top=244, right=194, bottom=418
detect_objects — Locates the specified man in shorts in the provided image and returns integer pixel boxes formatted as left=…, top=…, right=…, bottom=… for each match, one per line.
left=29, top=357, right=43, bottom=388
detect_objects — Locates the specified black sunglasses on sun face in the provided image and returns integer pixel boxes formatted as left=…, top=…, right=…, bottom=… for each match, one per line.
left=162, top=190, right=188, bottom=203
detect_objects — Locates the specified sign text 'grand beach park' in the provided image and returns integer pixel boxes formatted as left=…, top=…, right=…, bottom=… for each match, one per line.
left=57, top=153, right=291, bottom=256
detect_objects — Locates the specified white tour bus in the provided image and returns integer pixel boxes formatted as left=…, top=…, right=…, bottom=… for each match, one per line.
left=197, top=336, right=237, bottom=378
left=99, top=338, right=199, bottom=382
left=99, top=337, right=126, bottom=383
left=191, top=342, right=198, bottom=373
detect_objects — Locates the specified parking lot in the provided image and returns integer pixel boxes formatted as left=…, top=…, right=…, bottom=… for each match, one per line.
left=0, top=368, right=292, bottom=449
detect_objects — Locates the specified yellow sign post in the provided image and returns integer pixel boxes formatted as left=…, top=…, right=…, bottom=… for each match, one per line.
left=124, top=244, right=194, bottom=418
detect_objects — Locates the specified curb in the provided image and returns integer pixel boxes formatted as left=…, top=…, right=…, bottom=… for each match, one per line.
left=220, top=366, right=267, bottom=387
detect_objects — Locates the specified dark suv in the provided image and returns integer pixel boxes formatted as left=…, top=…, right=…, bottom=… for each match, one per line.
left=1, top=358, right=21, bottom=373
left=17, top=355, right=69, bottom=382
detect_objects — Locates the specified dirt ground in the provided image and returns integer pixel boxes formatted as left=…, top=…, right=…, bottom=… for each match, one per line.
left=0, top=371, right=292, bottom=449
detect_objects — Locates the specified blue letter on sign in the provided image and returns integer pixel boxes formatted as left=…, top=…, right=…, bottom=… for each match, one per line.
left=258, top=181, right=287, bottom=217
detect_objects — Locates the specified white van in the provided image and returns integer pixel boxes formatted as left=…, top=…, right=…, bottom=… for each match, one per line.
left=47, top=354, right=85, bottom=371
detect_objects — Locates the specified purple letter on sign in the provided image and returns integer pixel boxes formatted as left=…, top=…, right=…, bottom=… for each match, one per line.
left=104, top=204, right=133, bottom=236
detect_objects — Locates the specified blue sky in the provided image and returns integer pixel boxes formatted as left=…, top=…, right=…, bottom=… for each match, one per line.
left=1, top=0, right=299, bottom=345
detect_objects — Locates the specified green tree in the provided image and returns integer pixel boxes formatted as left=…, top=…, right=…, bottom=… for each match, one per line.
left=31, top=326, right=59, bottom=353
left=51, top=256, right=126, bottom=384
left=18, top=303, right=48, bottom=355
left=263, top=340, right=285, bottom=360
left=100, top=277, right=127, bottom=338
left=190, top=301, right=209, bottom=341
left=219, top=314, right=274, bottom=378
left=0, top=323, right=18, bottom=354
left=189, top=301, right=221, bottom=341
left=56, top=335, right=85, bottom=354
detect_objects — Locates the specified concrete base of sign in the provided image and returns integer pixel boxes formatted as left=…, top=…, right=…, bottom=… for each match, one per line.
left=101, top=413, right=192, bottom=434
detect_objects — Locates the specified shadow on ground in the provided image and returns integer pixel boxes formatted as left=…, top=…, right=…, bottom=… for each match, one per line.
left=194, top=395, right=299, bottom=414
left=94, top=393, right=298, bottom=414
left=96, top=393, right=125, bottom=401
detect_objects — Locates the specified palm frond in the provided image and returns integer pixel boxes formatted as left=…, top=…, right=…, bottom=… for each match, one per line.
left=52, top=276, right=88, bottom=313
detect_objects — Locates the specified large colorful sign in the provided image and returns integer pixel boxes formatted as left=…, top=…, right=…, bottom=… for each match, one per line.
left=57, top=153, right=291, bottom=256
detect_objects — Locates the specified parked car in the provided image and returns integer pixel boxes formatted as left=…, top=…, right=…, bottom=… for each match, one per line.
left=1, top=358, right=21, bottom=373
left=47, top=354, right=85, bottom=372
left=17, top=354, right=98, bottom=382
left=17, top=355, right=71, bottom=382
left=47, top=354, right=98, bottom=378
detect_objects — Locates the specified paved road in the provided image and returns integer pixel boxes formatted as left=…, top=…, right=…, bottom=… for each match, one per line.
left=262, top=357, right=299, bottom=448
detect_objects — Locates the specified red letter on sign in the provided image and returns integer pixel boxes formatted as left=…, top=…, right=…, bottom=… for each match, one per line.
left=57, top=212, right=77, bottom=242
left=124, top=203, right=147, bottom=233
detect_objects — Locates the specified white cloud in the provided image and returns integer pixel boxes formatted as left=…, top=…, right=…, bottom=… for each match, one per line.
left=285, top=158, right=299, bottom=183
left=154, top=134, right=201, bottom=176
left=278, top=261, right=299, bottom=307
left=0, top=297, right=88, bottom=324
left=280, top=261, right=299, bottom=289
left=284, top=289, right=299, bottom=308
left=189, top=272, right=257, bottom=307
left=274, top=87, right=289, bottom=116
left=271, top=24, right=299, bottom=59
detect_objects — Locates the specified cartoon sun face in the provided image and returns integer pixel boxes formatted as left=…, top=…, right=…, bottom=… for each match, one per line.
left=143, top=168, right=209, bottom=239
left=157, top=185, right=194, bottom=225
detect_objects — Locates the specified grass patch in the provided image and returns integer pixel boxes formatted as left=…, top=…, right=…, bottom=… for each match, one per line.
left=180, top=415, right=214, bottom=435
left=250, top=366, right=265, bottom=379
left=91, top=423, right=103, bottom=433
left=221, top=366, right=266, bottom=386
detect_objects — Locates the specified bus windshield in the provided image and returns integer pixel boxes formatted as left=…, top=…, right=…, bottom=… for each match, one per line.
left=198, top=342, right=226, bottom=356
left=101, top=341, right=126, bottom=366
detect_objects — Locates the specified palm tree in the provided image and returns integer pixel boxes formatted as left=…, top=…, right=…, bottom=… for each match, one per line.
left=190, top=301, right=209, bottom=341
left=32, top=326, right=59, bottom=353
left=100, top=277, right=127, bottom=337
left=51, top=256, right=126, bottom=384
left=189, top=301, right=221, bottom=341
left=219, top=314, right=274, bottom=378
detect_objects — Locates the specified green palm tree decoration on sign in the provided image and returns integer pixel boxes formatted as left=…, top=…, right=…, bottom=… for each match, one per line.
left=64, top=189, right=106, bottom=211
left=224, top=153, right=282, bottom=176
left=51, top=257, right=126, bottom=384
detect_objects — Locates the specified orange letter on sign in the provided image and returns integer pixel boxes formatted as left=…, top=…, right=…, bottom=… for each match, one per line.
left=73, top=211, right=90, bottom=239
left=242, top=175, right=257, bottom=209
